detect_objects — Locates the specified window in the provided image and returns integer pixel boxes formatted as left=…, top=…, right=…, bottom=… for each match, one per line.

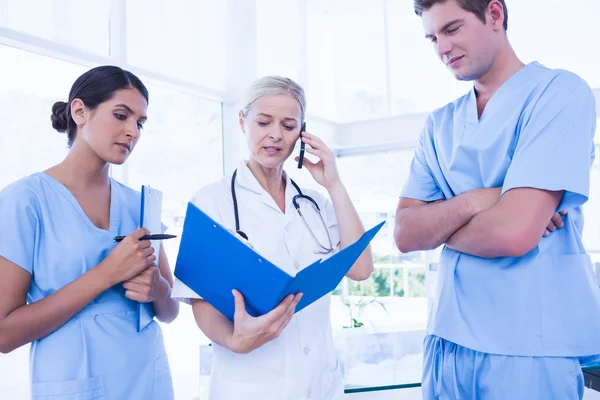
left=126, top=0, right=229, bottom=92
left=583, top=141, right=600, bottom=262
left=332, top=149, right=429, bottom=388
left=123, top=81, right=224, bottom=242
left=307, top=0, right=389, bottom=122
left=123, top=82, right=223, bottom=399
left=386, top=0, right=471, bottom=115
left=0, top=0, right=111, bottom=56
left=256, top=0, right=305, bottom=83
left=508, top=0, right=600, bottom=88
left=0, top=45, right=85, bottom=190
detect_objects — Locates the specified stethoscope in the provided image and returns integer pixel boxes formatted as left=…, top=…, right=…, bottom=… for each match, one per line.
left=231, top=169, right=337, bottom=254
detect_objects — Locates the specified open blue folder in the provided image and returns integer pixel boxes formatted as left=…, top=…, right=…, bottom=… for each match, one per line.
left=174, top=202, right=385, bottom=321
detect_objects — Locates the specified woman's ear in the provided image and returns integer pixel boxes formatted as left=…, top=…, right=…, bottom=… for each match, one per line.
left=70, top=98, right=87, bottom=127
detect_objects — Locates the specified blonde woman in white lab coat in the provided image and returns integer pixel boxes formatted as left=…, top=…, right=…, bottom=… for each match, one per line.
left=172, top=75, right=373, bottom=400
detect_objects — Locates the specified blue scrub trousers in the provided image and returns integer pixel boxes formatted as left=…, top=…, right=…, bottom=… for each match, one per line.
left=422, top=335, right=585, bottom=400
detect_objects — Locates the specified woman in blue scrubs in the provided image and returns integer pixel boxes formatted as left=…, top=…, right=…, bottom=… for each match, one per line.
left=0, top=66, right=179, bottom=399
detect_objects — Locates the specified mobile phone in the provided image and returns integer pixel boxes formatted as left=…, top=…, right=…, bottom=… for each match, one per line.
left=297, top=122, right=306, bottom=169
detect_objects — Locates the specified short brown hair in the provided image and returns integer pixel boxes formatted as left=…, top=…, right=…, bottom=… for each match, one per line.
left=414, top=0, right=508, bottom=31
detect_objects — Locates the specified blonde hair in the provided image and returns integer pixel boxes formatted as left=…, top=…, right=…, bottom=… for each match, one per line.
left=240, top=76, right=306, bottom=121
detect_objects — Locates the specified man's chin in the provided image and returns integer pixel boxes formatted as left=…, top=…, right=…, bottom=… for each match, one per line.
left=452, top=68, right=477, bottom=82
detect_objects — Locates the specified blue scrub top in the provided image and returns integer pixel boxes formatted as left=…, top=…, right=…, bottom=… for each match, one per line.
left=402, top=62, right=600, bottom=357
left=0, top=173, right=174, bottom=399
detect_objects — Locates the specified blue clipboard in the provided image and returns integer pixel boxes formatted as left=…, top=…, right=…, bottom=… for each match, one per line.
left=174, top=202, right=385, bottom=321
left=137, top=185, right=162, bottom=332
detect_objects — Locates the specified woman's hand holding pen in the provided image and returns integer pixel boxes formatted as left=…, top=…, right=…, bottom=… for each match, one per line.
left=97, top=228, right=156, bottom=287
left=226, top=289, right=302, bottom=354
left=295, top=132, right=342, bottom=190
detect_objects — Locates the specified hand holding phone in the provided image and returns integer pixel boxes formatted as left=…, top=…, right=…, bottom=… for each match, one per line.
left=297, top=122, right=306, bottom=169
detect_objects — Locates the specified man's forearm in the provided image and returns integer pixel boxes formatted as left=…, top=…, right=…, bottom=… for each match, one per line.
left=395, top=194, right=479, bottom=253
left=446, top=188, right=562, bottom=258
left=445, top=209, right=514, bottom=258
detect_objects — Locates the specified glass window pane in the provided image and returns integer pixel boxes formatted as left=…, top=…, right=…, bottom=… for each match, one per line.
left=126, top=0, right=229, bottom=91
left=122, top=83, right=223, bottom=399
left=387, top=0, right=471, bottom=116
left=307, top=0, right=388, bottom=122
left=509, top=1, right=600, bottom=88
left=0, top=44, right=88, bottom=399
left=333, top=149, right=428, bottom=389
left=0, top=0, right=110, bottom=55
left=124, top=82, right=223, bottom=266
left=583, top=142, right=600, bottom=257
left=256, top=0, right=304, bottom=82
left=0, top=45, right=85, bottom=189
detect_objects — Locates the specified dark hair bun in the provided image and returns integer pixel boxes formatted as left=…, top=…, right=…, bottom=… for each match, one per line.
left=51, top=101, right=69, bottom=133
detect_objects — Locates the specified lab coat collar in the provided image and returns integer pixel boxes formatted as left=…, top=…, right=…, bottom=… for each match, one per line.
left=235, top=160, right=297, bottom=216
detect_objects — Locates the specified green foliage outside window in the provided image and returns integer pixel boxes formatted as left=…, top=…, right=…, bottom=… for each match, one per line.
left=332, top=252, right=426, bottom=298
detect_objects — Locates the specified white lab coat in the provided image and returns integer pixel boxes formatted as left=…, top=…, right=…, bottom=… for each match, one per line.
left=172, top=161, right=345, bottom=400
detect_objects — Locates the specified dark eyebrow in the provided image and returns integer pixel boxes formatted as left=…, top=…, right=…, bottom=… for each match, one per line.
left=425, top=19, right=464, bottom=39
left=115, top=103, right=147, bottom=121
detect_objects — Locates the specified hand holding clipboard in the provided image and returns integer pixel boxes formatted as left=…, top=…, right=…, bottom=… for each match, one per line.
left=174, top=202, right=385, bottom=321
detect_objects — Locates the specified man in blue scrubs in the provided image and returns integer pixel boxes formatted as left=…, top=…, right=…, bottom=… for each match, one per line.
left=394, top=0, right=600, bottom=398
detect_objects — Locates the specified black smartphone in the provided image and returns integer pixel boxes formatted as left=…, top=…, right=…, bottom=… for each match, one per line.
left=297, top=122, right=306, bottom=169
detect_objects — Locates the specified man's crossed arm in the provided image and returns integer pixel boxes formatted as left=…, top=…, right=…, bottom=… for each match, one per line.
left=394, top=188, right=565, bottom=258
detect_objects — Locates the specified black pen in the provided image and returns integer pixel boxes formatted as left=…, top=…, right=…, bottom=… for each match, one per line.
left=114, top=234, right=178, bottom=243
